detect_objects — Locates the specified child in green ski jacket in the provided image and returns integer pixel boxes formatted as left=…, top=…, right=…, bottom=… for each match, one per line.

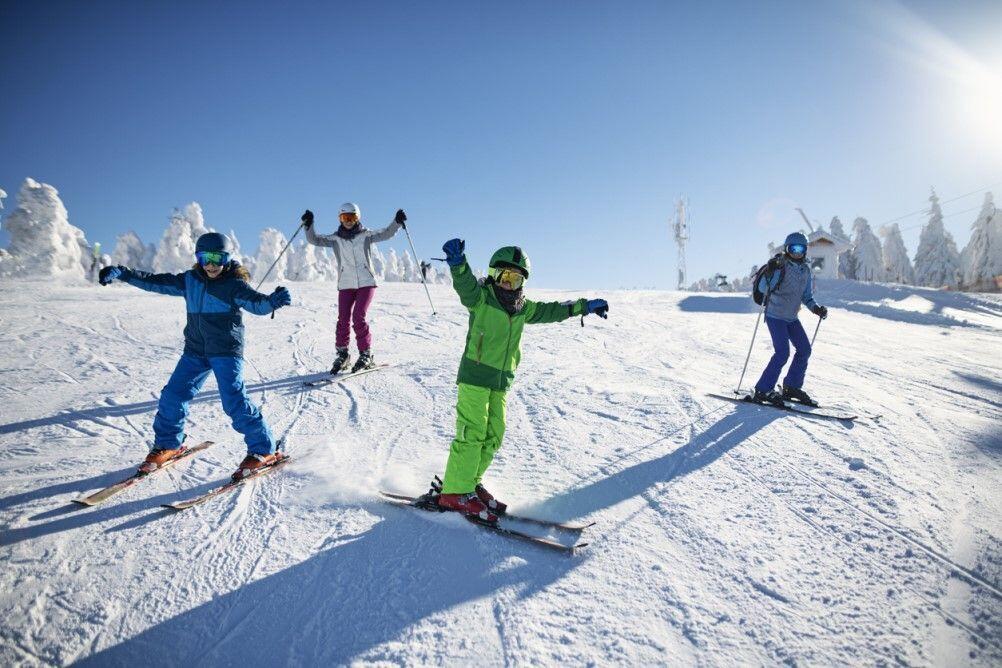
left=435, top=238, right=609, bottom=522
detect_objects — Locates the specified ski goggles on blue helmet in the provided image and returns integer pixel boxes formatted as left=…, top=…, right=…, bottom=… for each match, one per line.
left=196, top=250, right=230, bottom=267
left=488, top=265, right=526, bottom=290
left=786, top=243, right=807, bottom=257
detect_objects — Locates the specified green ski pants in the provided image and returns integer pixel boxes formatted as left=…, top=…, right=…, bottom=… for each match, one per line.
left=441, top=383, right=507, bottom=494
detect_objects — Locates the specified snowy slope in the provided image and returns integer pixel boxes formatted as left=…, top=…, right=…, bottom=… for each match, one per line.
left=1, top=280, right=1000, bottom=666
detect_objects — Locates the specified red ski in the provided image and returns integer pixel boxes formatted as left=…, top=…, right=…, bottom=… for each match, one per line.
left=73, top=441, right=215, bottom=507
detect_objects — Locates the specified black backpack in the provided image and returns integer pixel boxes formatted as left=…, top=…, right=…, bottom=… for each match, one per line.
left=752, top=254, right=785, bottom=305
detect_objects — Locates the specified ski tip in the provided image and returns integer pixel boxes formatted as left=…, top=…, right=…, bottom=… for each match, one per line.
left=72, top=498, right=98, bottom=507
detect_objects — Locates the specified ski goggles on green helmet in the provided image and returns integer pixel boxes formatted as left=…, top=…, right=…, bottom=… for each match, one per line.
left=489, top=266, right=526, bottom=290
left=196, top=250, right=230, bottom=267
left=786, top=243, right=807, bottom=257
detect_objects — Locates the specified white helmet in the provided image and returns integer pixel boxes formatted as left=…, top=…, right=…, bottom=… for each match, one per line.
left=340, top=202, right=361, bottom=218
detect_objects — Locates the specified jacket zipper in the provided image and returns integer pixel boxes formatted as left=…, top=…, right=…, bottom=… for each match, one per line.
left=502, top=314, right=513, bottom=387
left=196, top=275, right=207, bottom=356
left=476, top=331, right=485, bottom=363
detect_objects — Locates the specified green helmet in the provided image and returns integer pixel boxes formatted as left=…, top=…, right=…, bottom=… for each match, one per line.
left=489, top=246, right=530, bottom=278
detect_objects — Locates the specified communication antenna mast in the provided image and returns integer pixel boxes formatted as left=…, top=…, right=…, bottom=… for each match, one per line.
left=673, top=196, right=690, bottom=290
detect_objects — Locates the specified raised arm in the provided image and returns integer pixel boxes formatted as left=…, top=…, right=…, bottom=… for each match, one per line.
left=101, top=266, right=186, bottom=296
left=442, top=238, right=483, bottom=309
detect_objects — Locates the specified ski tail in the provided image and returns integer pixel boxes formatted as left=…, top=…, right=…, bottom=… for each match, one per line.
left=73, top=441, right=214, bottom=506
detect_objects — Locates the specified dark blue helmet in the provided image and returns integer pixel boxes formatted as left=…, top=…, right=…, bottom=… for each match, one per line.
left=784, top=232, right=808, bottom=258
left=195, top=232, right=233, bottom=254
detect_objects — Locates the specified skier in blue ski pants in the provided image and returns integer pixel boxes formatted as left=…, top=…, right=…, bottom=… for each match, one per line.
left=752, top=232, right=828, bottom=404
left=99, top=233, right=292, bottom=477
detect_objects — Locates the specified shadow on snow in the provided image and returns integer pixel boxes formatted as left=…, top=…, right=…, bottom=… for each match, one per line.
left=0, top=372, right=329, bottom=437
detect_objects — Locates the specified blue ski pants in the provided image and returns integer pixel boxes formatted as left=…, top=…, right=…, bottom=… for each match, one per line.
left=152, top=354, right=276, bottom=455
left=754, top=316, right=812, bottom=393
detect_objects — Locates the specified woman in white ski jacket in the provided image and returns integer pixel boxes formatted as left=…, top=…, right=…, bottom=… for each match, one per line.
left=301, top=203, right=406, bottom=373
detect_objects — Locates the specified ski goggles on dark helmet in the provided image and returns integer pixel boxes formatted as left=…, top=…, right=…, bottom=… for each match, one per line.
left=196, top=250, right=230, bottom=266
left=489, top=266, right=526, bottom=290
left=339, top=212, right=359, bottom=224
left=786, top=243, right=807, bottom=257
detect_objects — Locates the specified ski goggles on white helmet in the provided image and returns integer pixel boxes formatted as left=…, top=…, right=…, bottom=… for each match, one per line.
left=489, top=266, right=526, bottom=290
left=339, top=211, right=359, bottom=224
left=196, top=250, right=230, bottom=266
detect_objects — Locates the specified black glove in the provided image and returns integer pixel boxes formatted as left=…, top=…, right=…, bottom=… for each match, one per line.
left=99, top=266, right=123, bottom=285
left=394, top=209, right=407, bottom=228
left=301, top=210, right=314, bottom=229
left=811, top=304, right=828, bottom=319
left=269, top=286, right=292, bottom=310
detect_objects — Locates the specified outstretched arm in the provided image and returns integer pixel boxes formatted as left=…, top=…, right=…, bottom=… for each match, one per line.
left=525, top=298, right=608, bottom=324
left=103, top=266, right=186, bottom=297
left=231, top=282, right=291, bottom=316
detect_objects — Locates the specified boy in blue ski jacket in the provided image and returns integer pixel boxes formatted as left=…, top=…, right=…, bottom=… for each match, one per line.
left=752, top=232, right=829, bottom=406
left=98, top=232, right=292, bottom=479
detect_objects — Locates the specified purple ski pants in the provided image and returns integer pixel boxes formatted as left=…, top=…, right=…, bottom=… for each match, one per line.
left=336, top=286, right=376, bottom=351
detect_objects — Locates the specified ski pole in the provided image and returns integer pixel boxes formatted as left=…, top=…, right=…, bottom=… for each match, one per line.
left=736, top=290, right=771, bottom=395
left=255, top=222, right=304, bottom=291
left=810, top=315, right=822, bottom=347
left=255, top=221, right=304, bottom=319
left=402, top=225, right=437, bottom=316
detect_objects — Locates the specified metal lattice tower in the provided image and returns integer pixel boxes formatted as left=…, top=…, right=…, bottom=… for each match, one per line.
left=673, top=196, right=690, bottom=290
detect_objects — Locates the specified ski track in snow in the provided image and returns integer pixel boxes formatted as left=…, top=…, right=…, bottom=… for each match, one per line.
left=0, top=281, right=1000, bottom=666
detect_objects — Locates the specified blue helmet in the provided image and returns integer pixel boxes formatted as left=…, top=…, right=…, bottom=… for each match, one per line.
left=784, top=232, right=808, bottom=257
left=195, top=232, right=233, bottom=254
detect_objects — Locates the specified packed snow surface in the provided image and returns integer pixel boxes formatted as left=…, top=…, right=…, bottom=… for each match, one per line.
left=1, top=280, right=1000, bottom=666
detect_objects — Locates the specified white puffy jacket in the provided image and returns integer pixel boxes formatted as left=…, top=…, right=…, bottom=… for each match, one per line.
left=305, top=220, right=403, bottom=290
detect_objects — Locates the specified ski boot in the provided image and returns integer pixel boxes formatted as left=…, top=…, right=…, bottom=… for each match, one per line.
left=350, top=350, right=376, bottom=373
left=232, top=452, right=284, bottom=481
left=750, top=389, right=785, bottom=407
left=475, top=483, right=507, bottom=515
left=139, top=446, right=186, bottom=473
left=329, top=348, right=351, bottom=375
left=438, top=492, right=498, bottom=523
left=782, top=385, right=819, bottom=407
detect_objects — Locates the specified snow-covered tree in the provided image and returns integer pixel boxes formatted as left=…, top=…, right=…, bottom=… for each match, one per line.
left=849, top=217, right=884, bottom=282
left=829, top=216, right=847, bottom=240
left=253, top=228, right=289, bottom=283
left=399, top=249, right=419, bottom=282
left=914, top=189, right=961, bottom=289
left=383, top=248, right=402, bottom=282
left=879, top=223, right=914, bottom=284
left=286, top=239, right=337, bottom=282
left=960, top=192, right=1001, bottom=291
left=370, top=245, right=386, bottom=281
left=111, top=231, right=155, bottom=270
left=228, top=228, right=247, bottom=267
left=151, top=204, right=210, bottom=273
left=0, top=178, right=89, bottom=281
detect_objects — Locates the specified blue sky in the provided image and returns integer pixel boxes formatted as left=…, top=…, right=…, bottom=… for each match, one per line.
left=2, top=0, right=1000, bottom=288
